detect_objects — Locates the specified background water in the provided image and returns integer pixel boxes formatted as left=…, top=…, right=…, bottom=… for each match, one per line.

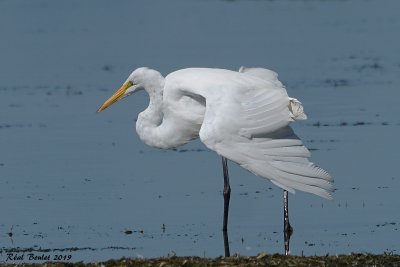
left=0, top=0, right=399, bottom=263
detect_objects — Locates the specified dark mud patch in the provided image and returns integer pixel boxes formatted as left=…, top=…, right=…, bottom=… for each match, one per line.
left=331, top=55, right=385, bottom=73
left=1, top=254, right=400, bottom=267
left=310, top=121, right=391, bottom=127
left=0, top=85, right=85, bottom=96
left=102, top=65, right=114, bottom=72
left=376, top=222, right=397, bottom=228
left=324, top=78, right=350, bottom=88
left=0, top=123, right=47, bottom=130
left=122, top=229, right=144, bottom=235
left=306, top=139, right=338, bottom=143
left=168, top=148, right=208, bottom=153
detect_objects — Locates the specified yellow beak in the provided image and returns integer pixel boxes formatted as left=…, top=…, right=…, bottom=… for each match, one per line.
left=97, top=81, right=134, bottom=112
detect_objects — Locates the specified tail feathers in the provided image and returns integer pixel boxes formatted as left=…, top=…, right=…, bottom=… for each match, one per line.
left=272, top=178, right=333, bottom=200
left=249, top=159, right=334, bottom=199
left=271, top=180, right=296, bottom=194
left=270, top=161, right=334, bottom=199
left=271, top=161, right=332, bottom=181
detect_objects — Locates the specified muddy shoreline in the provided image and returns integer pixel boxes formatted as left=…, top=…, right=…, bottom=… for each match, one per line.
left=1, top=254, right=400, bottom=267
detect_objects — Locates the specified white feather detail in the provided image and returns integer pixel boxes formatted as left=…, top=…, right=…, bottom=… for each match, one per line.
left=289, top=97, right=307, bottom=120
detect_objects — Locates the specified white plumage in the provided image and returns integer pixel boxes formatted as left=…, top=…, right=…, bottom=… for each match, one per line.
left=97, top=67, right=333, bottom=199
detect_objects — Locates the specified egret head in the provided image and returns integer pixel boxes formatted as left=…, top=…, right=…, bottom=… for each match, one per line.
left=97, top=67, right=163, bottom=112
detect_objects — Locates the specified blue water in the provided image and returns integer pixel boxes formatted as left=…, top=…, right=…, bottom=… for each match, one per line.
left=1, top=0, right=399, bottom=263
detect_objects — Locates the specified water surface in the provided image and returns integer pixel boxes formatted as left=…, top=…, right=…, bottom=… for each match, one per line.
left=0, top=0, right=399, bottom=263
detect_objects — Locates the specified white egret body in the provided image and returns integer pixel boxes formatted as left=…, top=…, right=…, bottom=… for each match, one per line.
left=97, top=67, right=333, bottom=255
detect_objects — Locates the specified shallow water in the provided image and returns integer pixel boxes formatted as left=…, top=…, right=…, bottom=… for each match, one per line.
left=1, top=0, right=399, bottom=263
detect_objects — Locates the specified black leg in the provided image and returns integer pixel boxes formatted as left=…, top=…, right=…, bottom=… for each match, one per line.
left=283, top=190, right=293, bottom=255
left=221, top=156, right=231, bottom=257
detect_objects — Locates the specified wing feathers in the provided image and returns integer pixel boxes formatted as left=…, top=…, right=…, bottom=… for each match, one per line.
left=239, top=66, right=283, bottom=87
left=262, top=146, right=311, bottom=157
left=244, top=100, right=289, bottom=119
left=273, top=162, right=332, bottom=181
left=243, top=90, right=284, bottom=107
left=254, top=138, right=303, bottom=149
left=273, top=177, right=333, bottom=199
left=195, top=67, right=333, bottom=199
left=240, top=116, right=291, bottom=138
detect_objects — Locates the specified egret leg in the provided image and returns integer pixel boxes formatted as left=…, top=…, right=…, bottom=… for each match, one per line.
left=221, top=156, right=231, bottom=257
left=283, top=190, right=293, bottom=255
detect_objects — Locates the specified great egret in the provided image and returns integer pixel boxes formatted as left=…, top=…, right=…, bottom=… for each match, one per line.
left=97, top=67, right=333, bottom=256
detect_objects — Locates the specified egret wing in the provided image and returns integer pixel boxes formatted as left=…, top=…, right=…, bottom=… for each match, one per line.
left=239, top=67, right=307, bottom=120
left=239, top=66, right=283, bottom=87
left=199, top=78, right=333, bottom=199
